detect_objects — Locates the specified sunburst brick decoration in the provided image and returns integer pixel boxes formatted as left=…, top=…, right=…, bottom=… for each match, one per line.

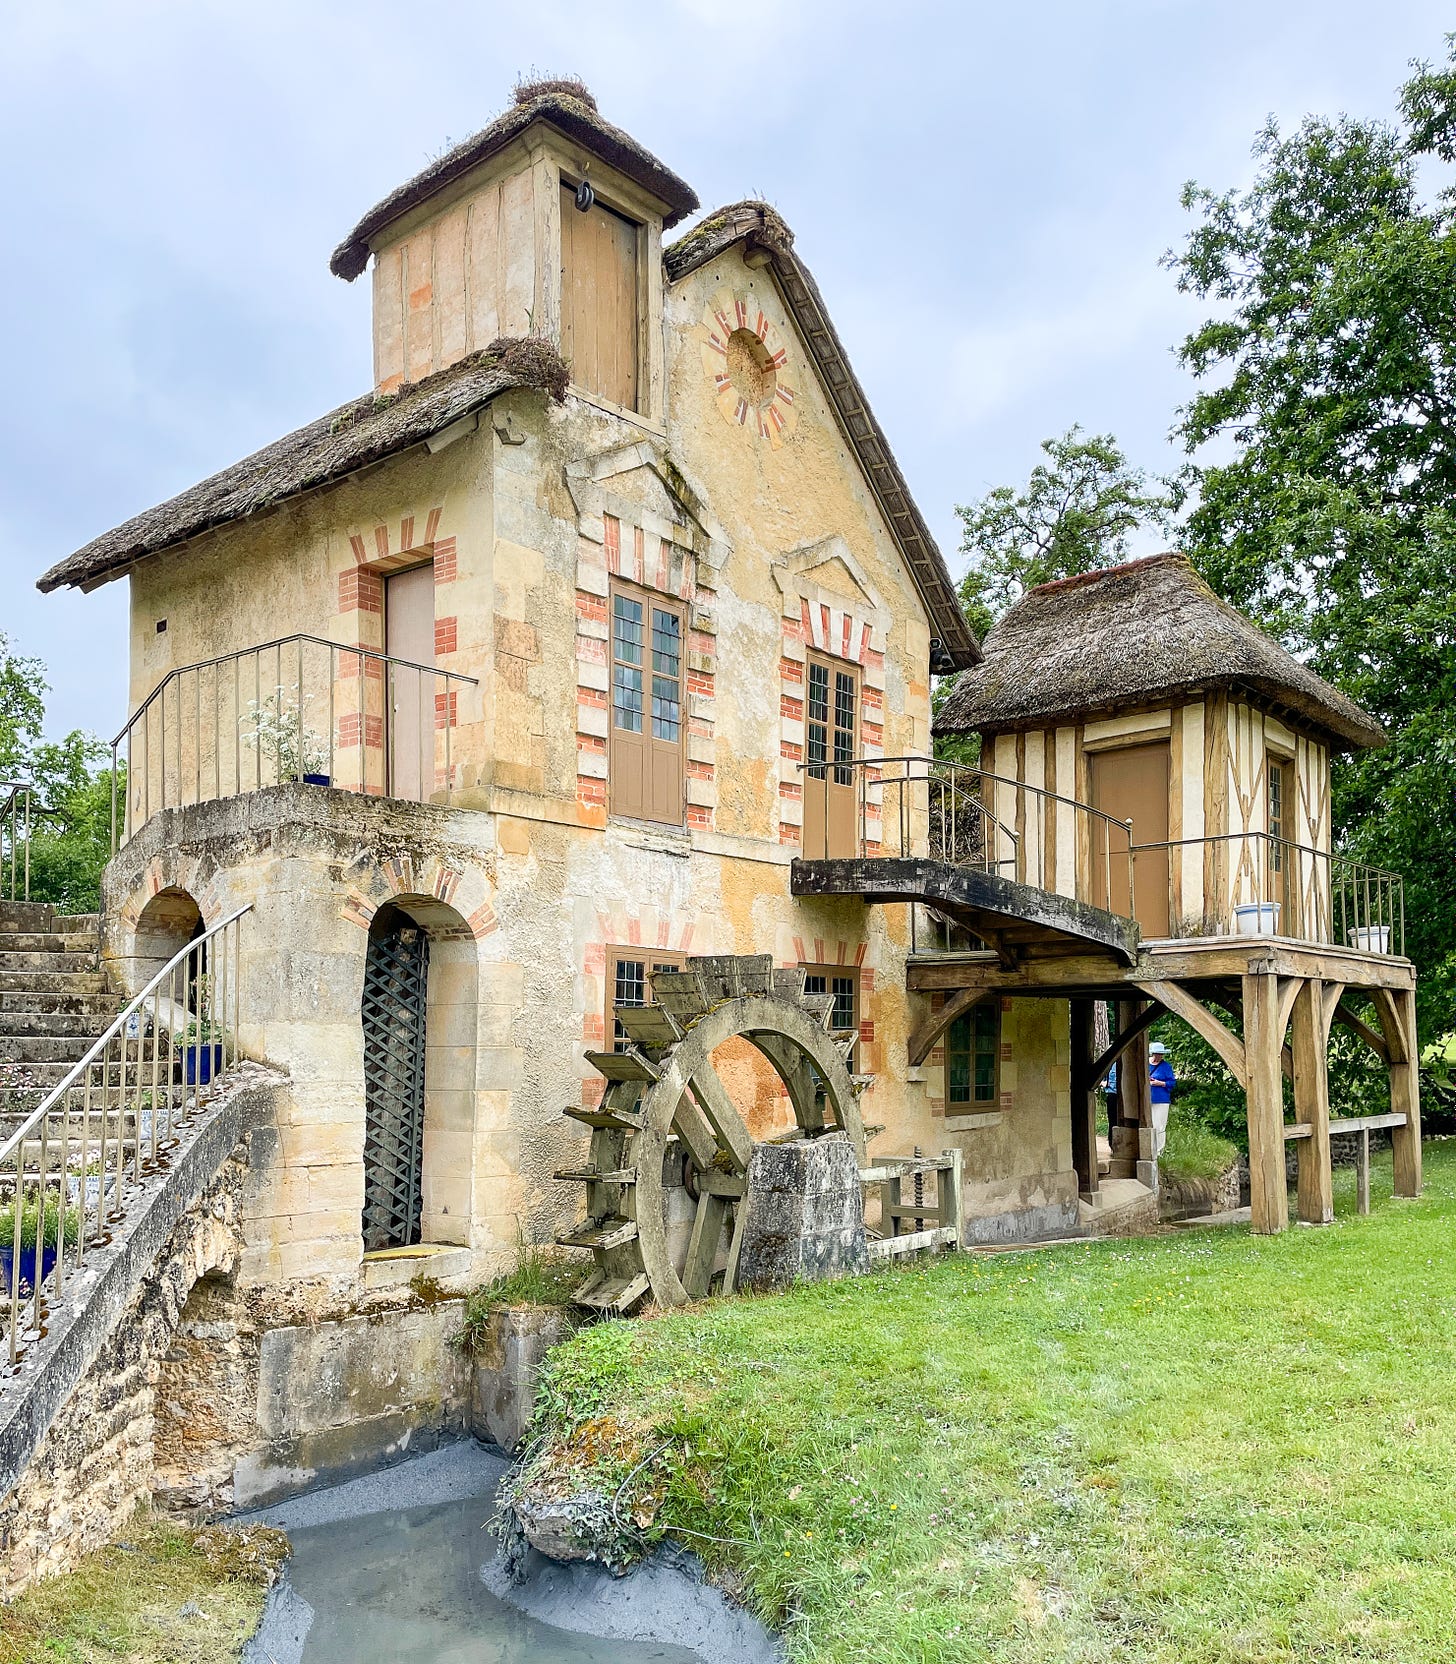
left=700, top=290, right=799, bottom=447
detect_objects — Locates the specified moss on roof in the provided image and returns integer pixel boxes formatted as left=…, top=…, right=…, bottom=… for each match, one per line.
left=933, top=553, right=1384, bottom=750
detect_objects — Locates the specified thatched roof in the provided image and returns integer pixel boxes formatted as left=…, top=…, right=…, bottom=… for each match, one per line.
left=38, top=342, right=567, bottom=593
left=331, top=81, right=699, bottom=282
left=933, top=553, right=1384, bottom=749
left=667, top=202, right=979, bottom=671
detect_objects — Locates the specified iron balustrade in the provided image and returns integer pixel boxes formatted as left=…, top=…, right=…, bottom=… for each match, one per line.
left=801, top=755, right=1137, bottom=910
left=1126, top=830, right=1405, bottom=954
left=0, top=905, right=250, bottom=1366
left=1, top=783, right=36, bottom=902
left=109, top=635, right=480, bottom=850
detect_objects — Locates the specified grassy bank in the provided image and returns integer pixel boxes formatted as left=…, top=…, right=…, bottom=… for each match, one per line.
left=528, top=1141, right=1456, bottom=1663
left=0, top=1515, right=286, bottom=1663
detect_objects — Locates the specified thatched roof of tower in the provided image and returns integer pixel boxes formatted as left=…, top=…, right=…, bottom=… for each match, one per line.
left=933, top=553, right=1384, bottom=749
left=330, top=81, right=699, bottom=281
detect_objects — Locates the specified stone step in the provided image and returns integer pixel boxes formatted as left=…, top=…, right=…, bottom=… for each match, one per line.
left=0, top=1010, right=111, bottom=1039
left=0, top=971, right=109, bottom=995
left=0, top=989, right=119, bottom=1017
left=2, top=1035, right=112, bottom=1065
left=0, top=950, right=102, bottom=976
left=0, top=902, right=54, bottom=931
left=0, top=932, right=101, bottom=956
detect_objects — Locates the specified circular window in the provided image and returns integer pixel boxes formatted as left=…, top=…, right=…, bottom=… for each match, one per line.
left=725, top=327, right=777, bottom=409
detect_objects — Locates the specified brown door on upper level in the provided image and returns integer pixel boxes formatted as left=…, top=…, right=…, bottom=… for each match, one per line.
left=1089, top=741, right=1171, bottom=937
left=385, top=563, right=435, bottom=802
left=1266, top=757, right=1291, bottom=929
left=610, top=585, right=684, bottom=824
left=561, top=182, right=640, bottom=411
left=802, top=656, right=859, bottom=860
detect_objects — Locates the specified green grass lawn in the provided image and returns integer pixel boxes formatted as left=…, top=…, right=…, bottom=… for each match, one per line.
left=530, top=1139, right=1456, bottom=1663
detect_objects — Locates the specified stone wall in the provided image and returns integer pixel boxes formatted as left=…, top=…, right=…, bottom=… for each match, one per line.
left=0, top=1138, right=250, bottom=1594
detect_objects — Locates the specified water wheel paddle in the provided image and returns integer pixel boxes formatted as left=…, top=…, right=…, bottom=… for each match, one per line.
left=556, top=955, right=867, bottom=1313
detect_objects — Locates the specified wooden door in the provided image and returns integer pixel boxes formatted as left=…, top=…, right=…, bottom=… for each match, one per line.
left=610, top=587, right=684, bottom=824
left=1089, top=741, right=1171, bottom=937
left=385, top=564, right=435, bottom=802
left=1266, top=758, right=1291, bottom=929
left=802, top=657, right=859, bottom=860
left=561, top=182, right=640, bottom=411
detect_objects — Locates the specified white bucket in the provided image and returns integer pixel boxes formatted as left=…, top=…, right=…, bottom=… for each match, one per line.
left=1348, top=924, right=1391, bottom=954
left=1234, top=902, right=1281, bottom=936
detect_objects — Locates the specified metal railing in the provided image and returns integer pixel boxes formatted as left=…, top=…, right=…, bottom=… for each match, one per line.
left=1127, top=830, right=1405, bottom=954
left=0, top=906, right=250, bottom=1364
left=799, top=755, right=1137, bottom=909
left=1, top=782, right=35, bottom=902
left=110, top=635, right=480, bottom=850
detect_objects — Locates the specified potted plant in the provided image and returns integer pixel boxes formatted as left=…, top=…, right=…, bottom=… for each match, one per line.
left=243, top=694, right=331, bottom=787
left=0, top=1194, right=82, bottom=1294
left=175, top=1013, right=225, bottom=1085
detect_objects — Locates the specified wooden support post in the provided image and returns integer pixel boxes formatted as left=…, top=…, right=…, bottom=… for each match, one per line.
left=1242, top=970, right=1289, bottom=1234
left=1291, top=980, right=1333, bottom=1225
left=1388, top=986, right=1423, bottom=1199
left=1070, top=998, right=1098, bottom=1201
left=938, top=1148, right=964, bottom=1244
left=1125, top=1017, right=1155, bottom=1189
left=1357, top=1128, right=1371, bottom=1216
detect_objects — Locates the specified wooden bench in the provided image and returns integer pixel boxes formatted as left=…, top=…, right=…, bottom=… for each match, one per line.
left=1283, top=1112, right=1407, bottom=1215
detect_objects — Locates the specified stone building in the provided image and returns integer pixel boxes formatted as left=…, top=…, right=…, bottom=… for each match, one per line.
left=18, top=80, right=1419, bottom=1516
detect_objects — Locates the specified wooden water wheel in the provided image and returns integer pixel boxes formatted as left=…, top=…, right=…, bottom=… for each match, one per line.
left=556, top=955, right=867, bottom=1314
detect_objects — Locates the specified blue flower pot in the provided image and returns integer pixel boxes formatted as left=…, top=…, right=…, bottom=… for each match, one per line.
left=0, top=1241, right=57, bottom=1294
left=182, top=1043, right=223, bottom=1085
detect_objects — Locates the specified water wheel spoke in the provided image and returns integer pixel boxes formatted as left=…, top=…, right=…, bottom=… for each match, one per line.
left=671, top=1090, right=721, bottom=1172
left=686, top=1066, right=753, bottom=1173
left=682, top=1192, right=729, bottom=1298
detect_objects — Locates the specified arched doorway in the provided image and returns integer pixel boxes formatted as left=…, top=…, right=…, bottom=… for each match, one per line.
left=361, top=904, right=430, bottom=1251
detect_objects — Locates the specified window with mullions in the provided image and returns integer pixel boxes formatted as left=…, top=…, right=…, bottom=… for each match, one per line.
left=946, top=1001, right=998, bottom=1106
left=610, top=585, right=685, bottom=823
left=608, top=949, right=686, bottom=1051
left=806, top=659, right=856, bottom=787
left=803, top=967, right=859, bottom=1071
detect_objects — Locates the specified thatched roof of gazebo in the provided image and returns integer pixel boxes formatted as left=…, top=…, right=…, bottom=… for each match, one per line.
left=933, top=553, right=1384, bottom=750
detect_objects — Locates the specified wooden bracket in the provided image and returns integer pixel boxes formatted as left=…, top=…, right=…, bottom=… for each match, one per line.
left=1087, top=1001, right=1162, bottom=1095
left=908, top=987, right=993, bottom=1068
left=1134, top=979, right=1247, bottom=1085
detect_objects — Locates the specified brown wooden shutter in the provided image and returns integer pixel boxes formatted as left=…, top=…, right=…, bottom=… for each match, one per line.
left=561, top=183, right=640, bottom=411
left=802, top=655, right=860, bottom=859
left=610, top=585, right=684, bottom=824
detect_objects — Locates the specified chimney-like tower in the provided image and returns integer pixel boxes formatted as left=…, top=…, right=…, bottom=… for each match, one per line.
left=330, top=81, right=699, bottom=419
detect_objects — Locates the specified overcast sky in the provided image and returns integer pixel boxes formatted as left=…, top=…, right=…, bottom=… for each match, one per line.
left=0, top=1, right=1446, bottom=739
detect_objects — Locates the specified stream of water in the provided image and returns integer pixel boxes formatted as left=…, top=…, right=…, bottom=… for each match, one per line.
left=278, top=1491, right=698, bottom=1663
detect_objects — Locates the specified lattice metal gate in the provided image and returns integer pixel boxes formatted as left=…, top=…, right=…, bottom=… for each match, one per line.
left=361, top=915, right=429, bottom=1251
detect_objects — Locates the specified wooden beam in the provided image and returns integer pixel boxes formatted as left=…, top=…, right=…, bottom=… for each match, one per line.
left=1291, top=980, right=1333, bottom=1225
left=1243, top=970, right=1290, bottom=1234
left=1070, top=998, right=1098, bottom=1201
left=1332, top=1000, right=1389, bottom=1064
left=1387, top=986, right=1423, bottom=1199
left=1369, top=988, right=1410, bottom=1065
left=1087, top=1000, right=1162, bottom=1095
left=908, top=988, right=992, bottom=1068
left=1276, top=976, right=1302, bottom=1045
left=1134, top=980, right=1247, bottom=1084
left=1318, top=980, right=1345, bottom=1044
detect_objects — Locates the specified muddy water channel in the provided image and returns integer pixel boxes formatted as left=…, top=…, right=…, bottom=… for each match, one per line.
left=243, top=1444, right=779, bottom=1664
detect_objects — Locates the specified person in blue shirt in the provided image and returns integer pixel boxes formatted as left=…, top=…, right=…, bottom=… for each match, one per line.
left=1149, top=1041, right=1176, bottom=1156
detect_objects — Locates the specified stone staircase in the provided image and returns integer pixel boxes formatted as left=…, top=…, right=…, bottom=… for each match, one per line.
left=0, top=901, right=115, bottom=1135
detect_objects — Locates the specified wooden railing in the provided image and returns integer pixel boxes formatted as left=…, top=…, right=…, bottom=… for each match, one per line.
left=0, top=906, right=250, bottom=1365
left=862, top=1148, right=964, bottom=1260
left=110, top=635, right=480, bottom=849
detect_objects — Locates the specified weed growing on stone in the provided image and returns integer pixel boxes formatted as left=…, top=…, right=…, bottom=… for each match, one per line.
left=450, top=1243, right=583, bottom=1356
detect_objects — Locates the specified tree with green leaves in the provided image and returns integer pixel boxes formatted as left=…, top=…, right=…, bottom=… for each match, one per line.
left=953, top=426, right=1174, bottom=639
left=1167, top=39, right=1456, bottom=1064
left=0, top=635, right=115, bottom=914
